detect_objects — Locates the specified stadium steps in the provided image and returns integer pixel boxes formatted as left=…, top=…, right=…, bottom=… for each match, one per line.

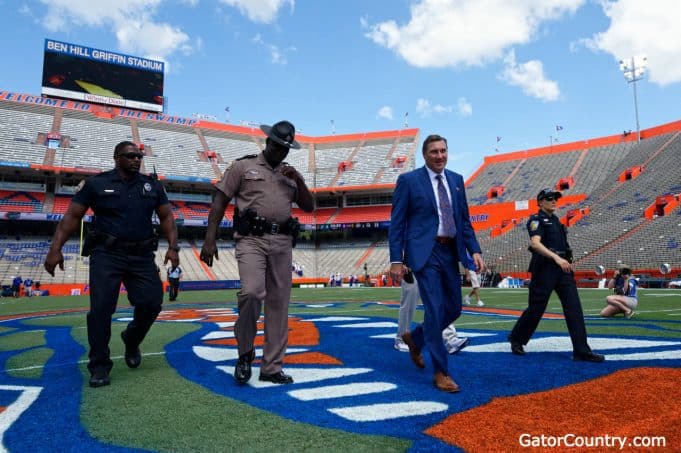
left=370, top=138, right=401, bottom=184
left=42, top=192, right=54, bottom=213
left=307, top=142, right=316, bottom=174
left=588, top=132, right=677, bottom=206
left=573, top=220, right=650, bottom=267
left=190, top=241, right=217, bottom=281
left=324, top=207, right=342, bottom=225
left=329, top=140, right=366, bottom=187
left=640, top=131, right=680, bottom=168
left=501, top=158, right=526, bottom=187
left=195, top=128, right=210, bottom=152
left=42, top=148, right=56, bottom=166
left=372, top=167, right=386, bottom=185
left=353, top=241, right=379, bottom=270
left=347, top=140, right=365, bottom=163
left=51, top=108, right=62, bottom=134
left=384, top=137, right=400, bottom=160
left=568, top=148, right=589, bottom=177
left=130, top=119, right=141, bottom=143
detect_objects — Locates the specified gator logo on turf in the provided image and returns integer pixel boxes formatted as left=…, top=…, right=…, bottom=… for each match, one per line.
left=160, top=308, right=681, bottom=451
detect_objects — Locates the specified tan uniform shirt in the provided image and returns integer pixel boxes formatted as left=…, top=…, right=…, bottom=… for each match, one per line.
left=215, top=153, right=300, bottom=227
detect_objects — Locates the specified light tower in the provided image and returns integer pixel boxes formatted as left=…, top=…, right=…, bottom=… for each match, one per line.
left=619, top=56, right=647, bottom=142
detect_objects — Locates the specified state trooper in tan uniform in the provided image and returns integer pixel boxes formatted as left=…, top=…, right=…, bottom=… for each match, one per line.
left=201, top=121, right=313, bottom=385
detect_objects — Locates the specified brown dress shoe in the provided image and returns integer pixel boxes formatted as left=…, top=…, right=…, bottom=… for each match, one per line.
left=401, top=332, right=425, bottom=369
left=434, top=371, right=460, bottom=393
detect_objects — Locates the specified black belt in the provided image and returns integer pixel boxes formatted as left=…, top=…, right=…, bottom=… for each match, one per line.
left=262, top=220, right=291, bottom=235
left=435, top=236, right=455, bottom=245
left=97, top=234, right=157, bottom=254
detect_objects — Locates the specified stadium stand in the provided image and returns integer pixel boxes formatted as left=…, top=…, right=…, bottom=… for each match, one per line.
left=0, top=103, right=53, bottom=165
left=0, top=91, right=679, bottom=288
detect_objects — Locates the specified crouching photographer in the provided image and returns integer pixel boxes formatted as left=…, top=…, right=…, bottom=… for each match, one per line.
left=600, top=266, right=638, bottom=319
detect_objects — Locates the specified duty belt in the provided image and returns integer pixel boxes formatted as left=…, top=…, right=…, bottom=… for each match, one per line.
left=97, top=234, right=158, bottom=254
left=262, top=220, right=291, bottom=235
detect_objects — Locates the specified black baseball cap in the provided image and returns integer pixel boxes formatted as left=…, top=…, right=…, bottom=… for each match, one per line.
left=536, top=188, right=562, bottom=201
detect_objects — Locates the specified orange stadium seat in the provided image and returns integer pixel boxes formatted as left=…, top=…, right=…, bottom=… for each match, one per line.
left=0, top=191, right=44, bottom=213
left=332, top=205, right=391, bottom=223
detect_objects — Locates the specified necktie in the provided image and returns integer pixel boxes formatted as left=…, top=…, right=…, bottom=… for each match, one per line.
left=436, top=175, right=457, bottom=237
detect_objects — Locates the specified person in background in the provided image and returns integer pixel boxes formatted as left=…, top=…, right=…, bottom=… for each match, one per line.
left=12, top=275, right=22, bottom=298
left=167, top=264, right=183, bottom=301
left=23, top=277, right=33, bottom=297
left=463, top=252, right=484, bottom=307
left=600, top=266, right=638, bottom=319
left=394, top=268, right=470, bottom=354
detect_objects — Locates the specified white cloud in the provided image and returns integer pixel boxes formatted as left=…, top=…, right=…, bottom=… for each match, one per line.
left=415, top=98, right=431, bottom=116
left=415, top=98, right=456, bottom=117
left=499, top=50, right=560, bottom=102
left=220, top=0, right=294, bottom=24
left=377, top=106, right=394, bottom=120
left=116, top=21, right=192, bottom=59
left=587, top=0, right=681, bottom=86
left=364, top=0, right=584, bottom=68
left=457, top=97, right=472, bottom=116
left=37, top=0, right=192, bottom=60
left=252, top=34, right=295, bottom=65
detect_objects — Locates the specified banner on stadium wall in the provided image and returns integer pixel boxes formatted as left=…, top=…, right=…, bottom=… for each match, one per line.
left=0, top=161, right=31, bottom=168
left=0, top=211, right=233, bottom=229
left=0, top=91, right=198, bottom=127
left=515, top=200, right=529, bottom=211
left=179, top=280, right=241, bottom=291
left=164, top=175, right=212, bottom=183
left=317, top=221, right=389, bottom=231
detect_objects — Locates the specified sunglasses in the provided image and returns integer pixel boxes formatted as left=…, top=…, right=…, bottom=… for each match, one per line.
left=118, top=152, right=144, bottom=160
left=542, top=196, right=556, bottom=202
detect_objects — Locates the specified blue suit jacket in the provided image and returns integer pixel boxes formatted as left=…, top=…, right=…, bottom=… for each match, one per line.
left=389, top=166, right=481, bottom=272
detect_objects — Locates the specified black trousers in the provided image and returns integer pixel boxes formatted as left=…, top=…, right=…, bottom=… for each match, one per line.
left=87, top=247, right=163, bottom=374
left=168, top=278, right=180, bottom=300
left=509, top=262, right=590, bottom=354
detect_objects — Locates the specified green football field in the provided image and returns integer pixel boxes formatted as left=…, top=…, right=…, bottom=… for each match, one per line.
left=0, top=287, right=679, bottom=451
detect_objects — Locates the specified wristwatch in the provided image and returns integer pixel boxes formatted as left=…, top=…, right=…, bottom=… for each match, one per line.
left=169, top=245, right=181, bottom=252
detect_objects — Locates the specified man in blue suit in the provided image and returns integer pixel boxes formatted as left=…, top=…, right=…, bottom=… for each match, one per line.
left=389, top=134, right=485, bottom=393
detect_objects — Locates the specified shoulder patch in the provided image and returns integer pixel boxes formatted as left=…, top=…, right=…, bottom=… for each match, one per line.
left=236, top=154, right=257, bottom=161
left=529, top=220, right=540, bottom=231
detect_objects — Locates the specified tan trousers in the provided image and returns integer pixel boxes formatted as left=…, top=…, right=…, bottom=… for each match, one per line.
left=234, top=235, right=293, bottom=375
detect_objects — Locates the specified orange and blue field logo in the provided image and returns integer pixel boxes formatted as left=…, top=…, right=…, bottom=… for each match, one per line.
left=1, top=305, right=680, bottom=451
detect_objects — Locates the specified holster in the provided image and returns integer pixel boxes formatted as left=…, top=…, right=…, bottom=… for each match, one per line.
left=287, top=217, right=301, bottom=248
left=81, top=231, right=96, bottom=257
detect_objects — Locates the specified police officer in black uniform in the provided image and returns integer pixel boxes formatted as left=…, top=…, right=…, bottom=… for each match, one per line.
left=508, top=188, right=604, bottom=362
left=45, top=141, right=180, bottom=387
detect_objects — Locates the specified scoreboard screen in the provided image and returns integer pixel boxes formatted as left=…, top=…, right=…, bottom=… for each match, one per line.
left=41, top=39, right=164, bottom=113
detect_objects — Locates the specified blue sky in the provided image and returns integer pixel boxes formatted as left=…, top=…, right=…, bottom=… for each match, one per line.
left=1, top=0, right=680, bottom=177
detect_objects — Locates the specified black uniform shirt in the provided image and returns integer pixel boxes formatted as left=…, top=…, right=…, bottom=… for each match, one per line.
left=527, top=209, right=567, bottom=253
left=72, top=169, right=169, bottom=241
